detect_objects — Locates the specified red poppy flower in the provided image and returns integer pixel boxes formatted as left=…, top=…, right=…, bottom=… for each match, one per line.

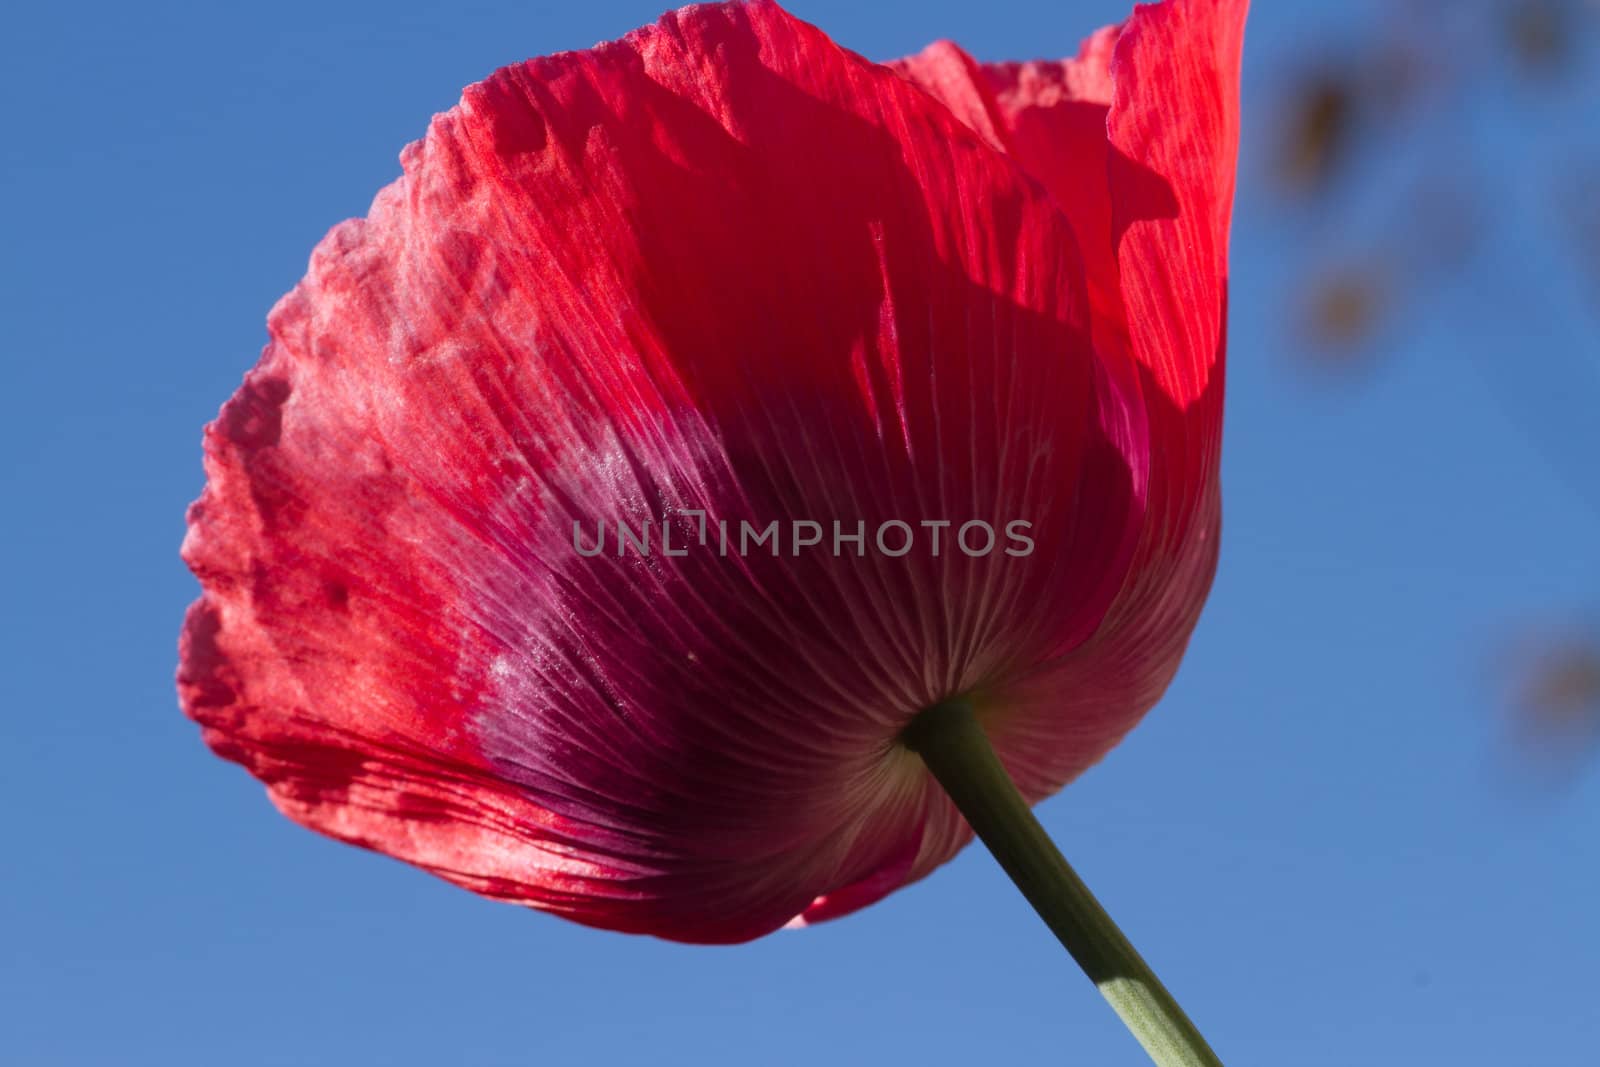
left=180, top=0, right=1245, bottom=947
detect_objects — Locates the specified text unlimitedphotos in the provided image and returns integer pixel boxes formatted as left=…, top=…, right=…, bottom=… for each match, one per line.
left=574, top=515, right=1036, bottom=559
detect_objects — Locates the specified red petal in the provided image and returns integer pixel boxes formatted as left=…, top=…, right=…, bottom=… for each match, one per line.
left=892, top=29, right=1127, bottom=354
left=888, top=0, right=1245, bottom=823
left=1108, top=0, right=1245, bottom=412
left=1090, top=0, right=1245, bottom=747
left=180, top=0, right=1158, bottom=941
left=893, top=0, right=1245, bottom=409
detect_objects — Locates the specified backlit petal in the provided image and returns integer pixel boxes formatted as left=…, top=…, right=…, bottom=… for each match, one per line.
left=180, top=0, right=1171, bottom=942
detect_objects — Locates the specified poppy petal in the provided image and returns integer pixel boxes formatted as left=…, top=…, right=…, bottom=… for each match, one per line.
left=892, top=28, right=1126, bottom=351
left=180, top=0, right=1153, bottom=942
left=887, top=0, right=1245, bottom=824
left=1108, top=0, right=1245, bottom=412
left=1092, top=0, right=1244, bottom=714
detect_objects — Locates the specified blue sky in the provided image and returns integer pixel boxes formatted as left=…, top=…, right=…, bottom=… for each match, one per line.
left=3, top=1, right=1596, bottom=1064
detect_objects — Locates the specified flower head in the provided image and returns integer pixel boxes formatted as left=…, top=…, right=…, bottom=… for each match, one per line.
left=180, top=0, right=1245, bottom=943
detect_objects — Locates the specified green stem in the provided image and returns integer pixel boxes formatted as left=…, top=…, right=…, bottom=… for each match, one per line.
left=902, top=698, right=1222, bottom=1067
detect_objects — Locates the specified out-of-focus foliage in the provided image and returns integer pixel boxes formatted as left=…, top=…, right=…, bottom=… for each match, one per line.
left=1273, top=0, right=1597, bottom=350
left=1300, top=264, right=1387, bottom=354
left=1504, top=0, right=1579, bottom=73
left=1503, top=629, right=1600, bottom=776
left=1270, top=0, right=1600, bottom=773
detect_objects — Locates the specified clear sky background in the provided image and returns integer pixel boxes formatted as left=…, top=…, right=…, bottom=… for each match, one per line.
left=3, top=1, right=1597, bottom=1064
